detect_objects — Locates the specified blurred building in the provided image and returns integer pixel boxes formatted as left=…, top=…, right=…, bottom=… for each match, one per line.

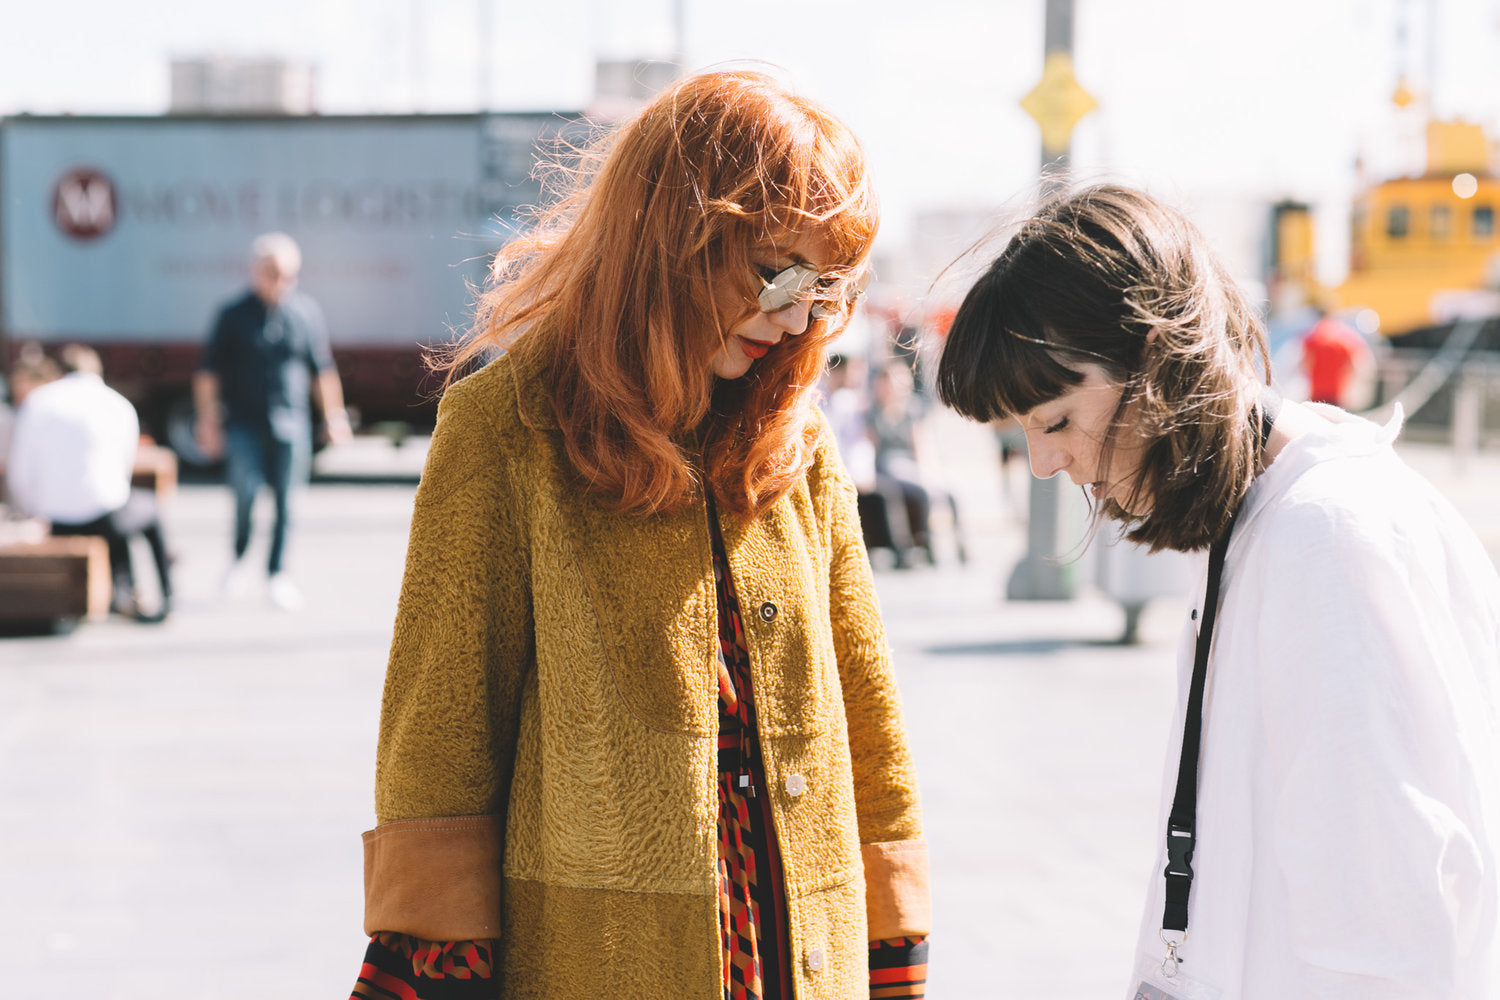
left=169, top=56, right=318, bottom=115
left=588, top=58, right=678, bottom=120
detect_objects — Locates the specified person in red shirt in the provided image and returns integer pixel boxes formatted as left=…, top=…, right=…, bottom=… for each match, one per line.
left=1300, top=308, right=1374, bottom=407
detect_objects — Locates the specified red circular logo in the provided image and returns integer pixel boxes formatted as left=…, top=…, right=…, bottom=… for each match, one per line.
left=52, top=167, right=118, bottom=241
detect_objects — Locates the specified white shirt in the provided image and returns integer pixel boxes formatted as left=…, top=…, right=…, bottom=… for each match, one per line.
left=1129, top=406, right=1500, bottom=999
left=6, top=372, right=139, bottom=524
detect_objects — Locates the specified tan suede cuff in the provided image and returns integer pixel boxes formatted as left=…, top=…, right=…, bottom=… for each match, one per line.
left=362, top=815, right=504, bottom=940
left=861, top=839, right=932, bottom=939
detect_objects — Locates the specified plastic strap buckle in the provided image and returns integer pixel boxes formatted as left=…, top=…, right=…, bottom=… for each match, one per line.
left=1164, top=823, right=1195, bottom=880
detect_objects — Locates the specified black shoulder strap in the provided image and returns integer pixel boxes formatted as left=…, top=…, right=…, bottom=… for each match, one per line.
left=1161, top=387, right=1279, bottom=934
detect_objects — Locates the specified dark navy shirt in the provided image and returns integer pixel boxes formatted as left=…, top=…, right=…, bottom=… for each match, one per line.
left=200, top=289, right=335, bottom=440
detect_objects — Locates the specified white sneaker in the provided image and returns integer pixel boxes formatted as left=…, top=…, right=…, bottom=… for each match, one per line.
left=221, top=559, right=255, bottom=600
left=267, top=573, right=305, bottom=612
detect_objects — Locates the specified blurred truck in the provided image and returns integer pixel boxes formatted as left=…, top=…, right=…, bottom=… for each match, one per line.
left=1269, top=120, right=1500, bottom=338
left=0, top=111, right=586, bottom=464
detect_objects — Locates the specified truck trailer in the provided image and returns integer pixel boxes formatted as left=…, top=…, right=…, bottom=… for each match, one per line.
left=0, top=111, right=587, bottom=464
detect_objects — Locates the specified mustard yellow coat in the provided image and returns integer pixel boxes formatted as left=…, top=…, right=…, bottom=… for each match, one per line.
left=362, top=350, right=930, bottom=999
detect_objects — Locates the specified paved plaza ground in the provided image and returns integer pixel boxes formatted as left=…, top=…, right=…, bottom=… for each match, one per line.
left=2, top=411, right=1496, bottom=999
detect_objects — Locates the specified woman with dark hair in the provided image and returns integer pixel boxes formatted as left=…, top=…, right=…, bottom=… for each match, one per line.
left=939, top=184, right=1500, bottom=998
left=348, top=71, right=929, bottom=1000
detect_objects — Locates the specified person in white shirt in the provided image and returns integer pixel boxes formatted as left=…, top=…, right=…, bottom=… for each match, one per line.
left=7, top=344, right=173, bottom=622
left=937, top=184, right=1500, bottom=999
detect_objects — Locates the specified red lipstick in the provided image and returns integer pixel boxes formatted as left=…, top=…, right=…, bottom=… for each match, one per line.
left=738, top=336, right=778, bottom=360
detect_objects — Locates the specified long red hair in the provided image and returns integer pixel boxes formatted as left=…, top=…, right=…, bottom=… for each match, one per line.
left=442, top=70, right=878, bottom=517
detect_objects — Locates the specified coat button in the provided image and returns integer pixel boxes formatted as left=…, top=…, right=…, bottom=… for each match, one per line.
left=758, top=601, right=777, bottom=622
left=807, top=947, right=825, bottom=972
left=785, top=773, right=806, bottom=796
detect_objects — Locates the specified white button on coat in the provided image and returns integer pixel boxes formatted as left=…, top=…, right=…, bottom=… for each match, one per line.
left=784, top=773, right=806, bottom=796
left=806, top=947, right=825, bottom=972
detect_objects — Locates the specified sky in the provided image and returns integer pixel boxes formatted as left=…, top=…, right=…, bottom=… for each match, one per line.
left=4, top=0, right=1500, bottom=298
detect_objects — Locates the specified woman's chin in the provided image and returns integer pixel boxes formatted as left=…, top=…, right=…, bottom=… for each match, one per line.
left=709, top=345, right=757, bottom=380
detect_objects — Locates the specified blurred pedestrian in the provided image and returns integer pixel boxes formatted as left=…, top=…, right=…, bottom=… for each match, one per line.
left=6, top=344, right=173, bottom=622
left=350, top=71, right=929, bottom=1000
left=869, top=363, right=933, bottom=564
left=825, top=353, right=917, bottom=566
left=938, top=184, right=1500, bottom=998
left=824, top=353, right=874, bottom=482
left=1299, top=304, right=1374, bottom=408
left=193, top=231, right=351, bottom=611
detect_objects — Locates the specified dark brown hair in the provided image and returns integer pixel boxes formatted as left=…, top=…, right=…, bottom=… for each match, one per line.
left=442, top=70, right=877, bottom=517
left=937, top=184, right=1270, bottom=552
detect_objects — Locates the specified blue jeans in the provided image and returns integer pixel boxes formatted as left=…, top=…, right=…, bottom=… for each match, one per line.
left=225, top=424, right=310, bottom=575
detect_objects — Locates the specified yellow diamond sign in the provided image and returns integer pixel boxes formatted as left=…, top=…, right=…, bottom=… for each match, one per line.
left=1021, top=52, right=1098, bottom=156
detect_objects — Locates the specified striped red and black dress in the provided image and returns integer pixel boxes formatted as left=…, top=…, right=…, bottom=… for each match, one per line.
left=350, top=512, right=928, bottom=1000
left=709, top=506, right=796, bottom=999
left=707, top=509, right=927, bottom=999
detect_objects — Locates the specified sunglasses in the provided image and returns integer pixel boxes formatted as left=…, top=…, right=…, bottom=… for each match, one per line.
left=757, top=263, right=870, bottom=319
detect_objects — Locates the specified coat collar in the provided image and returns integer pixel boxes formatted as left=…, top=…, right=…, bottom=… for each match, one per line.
left=506, top=341, right=560, bottom=432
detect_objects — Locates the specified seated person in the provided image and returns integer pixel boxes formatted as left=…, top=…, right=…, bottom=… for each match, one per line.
left=6, top=345, right=172, bottom=622
left=826, top=354, right=920, bottom=563
left=869, top=364, right=932, bottom=559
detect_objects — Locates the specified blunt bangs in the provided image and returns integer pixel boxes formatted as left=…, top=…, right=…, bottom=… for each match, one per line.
left=938, top=182, right=1277, bottom=552
left=937, top=265, right=1086, bottom=423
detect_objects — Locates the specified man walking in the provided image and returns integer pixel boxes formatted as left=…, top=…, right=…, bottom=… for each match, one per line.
left=194, top=232, right=351, bottom=611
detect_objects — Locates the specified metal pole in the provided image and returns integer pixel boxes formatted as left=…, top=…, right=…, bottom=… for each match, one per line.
left=1007, top=0, right=1081, bottom=601
left=1040, top=0, right=1074, bottom=178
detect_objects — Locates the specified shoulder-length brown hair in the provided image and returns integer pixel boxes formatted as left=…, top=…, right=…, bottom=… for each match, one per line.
left=444, top=69, right=877, bottom=517
left=936, top=184, right=1270, bottom=552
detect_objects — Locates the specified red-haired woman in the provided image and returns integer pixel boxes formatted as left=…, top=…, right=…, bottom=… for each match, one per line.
left=348, top=71, right=930, bottom=1000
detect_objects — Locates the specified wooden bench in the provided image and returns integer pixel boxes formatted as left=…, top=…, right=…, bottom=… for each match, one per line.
left=0, top=535, right=111, bottom=630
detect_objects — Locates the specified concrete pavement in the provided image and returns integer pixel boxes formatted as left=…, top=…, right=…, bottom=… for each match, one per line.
left=2, top=413, right=1496, bottom=999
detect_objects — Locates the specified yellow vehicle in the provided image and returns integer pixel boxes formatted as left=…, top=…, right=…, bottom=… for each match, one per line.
left=1273, top=121, right=1500, bottom=336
